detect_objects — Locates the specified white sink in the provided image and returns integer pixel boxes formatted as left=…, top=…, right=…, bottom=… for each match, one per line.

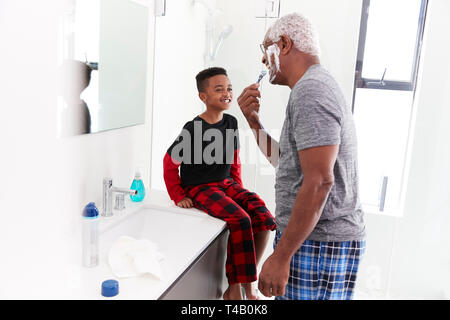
left=78, top=205, right=226, bottom=299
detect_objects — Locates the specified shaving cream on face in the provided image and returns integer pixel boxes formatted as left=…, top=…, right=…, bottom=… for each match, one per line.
left=266, top=43, right=281, bottom=83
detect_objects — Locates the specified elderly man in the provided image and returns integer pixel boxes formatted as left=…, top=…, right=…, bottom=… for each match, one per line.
left=237, top=13, right=366, bottom=300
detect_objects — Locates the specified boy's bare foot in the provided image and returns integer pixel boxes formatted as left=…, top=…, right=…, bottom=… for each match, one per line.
left=223, top=284, right=243, bottom=300
left=242, top=282, right=260, bottom=300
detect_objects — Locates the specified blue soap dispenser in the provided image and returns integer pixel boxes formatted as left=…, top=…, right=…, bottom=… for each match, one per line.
left=130, top=170, right=145, bottom=202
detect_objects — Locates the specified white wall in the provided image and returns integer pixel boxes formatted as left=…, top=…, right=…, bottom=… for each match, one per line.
left=0, top=0, right=155, bottom=298
left=150, top=0, right=215, bottom=191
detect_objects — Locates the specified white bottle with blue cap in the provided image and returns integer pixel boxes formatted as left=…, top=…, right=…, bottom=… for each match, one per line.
left=82, top=202, right=99, bottom=268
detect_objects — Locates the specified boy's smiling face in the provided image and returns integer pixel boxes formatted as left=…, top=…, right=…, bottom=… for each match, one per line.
left=199, top=74, right=233, bottom=111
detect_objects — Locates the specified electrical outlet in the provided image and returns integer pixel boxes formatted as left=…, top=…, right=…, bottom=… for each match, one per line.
left=255, top=0, right=280, bottom=18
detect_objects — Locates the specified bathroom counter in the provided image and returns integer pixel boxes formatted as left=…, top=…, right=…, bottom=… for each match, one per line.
left=76, top=189, right=227, bottom=300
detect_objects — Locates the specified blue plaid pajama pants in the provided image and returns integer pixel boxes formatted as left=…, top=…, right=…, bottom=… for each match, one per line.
left=274, top=230, right=365, bottom=300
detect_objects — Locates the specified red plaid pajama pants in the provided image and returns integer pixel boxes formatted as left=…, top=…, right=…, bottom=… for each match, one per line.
left=184, top=177, right=276, bottom=285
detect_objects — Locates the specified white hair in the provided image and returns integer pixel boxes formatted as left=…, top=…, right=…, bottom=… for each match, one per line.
left=266, top=13, right=321, bottom=56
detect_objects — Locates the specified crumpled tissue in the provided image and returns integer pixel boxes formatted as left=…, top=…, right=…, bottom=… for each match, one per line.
left=108, top=236, right=165, bottom=280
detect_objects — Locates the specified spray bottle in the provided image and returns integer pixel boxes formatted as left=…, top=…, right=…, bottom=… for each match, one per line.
left=82, top=202, right=99, bottom=268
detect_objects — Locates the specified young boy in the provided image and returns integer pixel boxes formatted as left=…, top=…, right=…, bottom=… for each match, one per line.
left=163, top=67, right=276, bottom=300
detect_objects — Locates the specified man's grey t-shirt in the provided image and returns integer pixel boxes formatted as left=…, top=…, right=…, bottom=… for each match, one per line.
left=275, top=64, right=365, bottom=242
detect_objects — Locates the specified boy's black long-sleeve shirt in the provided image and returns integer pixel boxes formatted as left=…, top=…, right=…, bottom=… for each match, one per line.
left=163, top=113, right=242, bottom=204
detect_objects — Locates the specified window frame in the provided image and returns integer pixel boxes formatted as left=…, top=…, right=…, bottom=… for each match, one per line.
left=352, top=0, right=429, bottom=106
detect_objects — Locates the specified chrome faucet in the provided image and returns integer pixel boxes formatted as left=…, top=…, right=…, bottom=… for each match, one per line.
left=102, top=178, right=137, bottom=217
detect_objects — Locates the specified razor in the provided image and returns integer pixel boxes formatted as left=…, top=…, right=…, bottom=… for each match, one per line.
left=257, top=70, right=267, bottom=84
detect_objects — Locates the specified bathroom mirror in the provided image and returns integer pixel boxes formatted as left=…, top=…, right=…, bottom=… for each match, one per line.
left=57, top=0, right=150, bottom=137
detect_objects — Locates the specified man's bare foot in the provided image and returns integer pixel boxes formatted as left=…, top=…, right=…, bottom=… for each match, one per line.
left=223, top=284, right=243, bottom=300
left=242, top=282, right=260, bottom=300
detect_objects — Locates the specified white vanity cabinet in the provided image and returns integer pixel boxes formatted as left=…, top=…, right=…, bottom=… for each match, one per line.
left=159, top=229, right=228, bottom=300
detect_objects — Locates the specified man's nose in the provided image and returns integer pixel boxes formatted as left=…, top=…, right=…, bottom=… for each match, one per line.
left=262, top=54, right=269, bottom=68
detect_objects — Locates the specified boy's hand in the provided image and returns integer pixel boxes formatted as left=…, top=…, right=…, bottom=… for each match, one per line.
left=237, top=83, right=261, bottom=125
left=177, top=197, right=194, bottom=208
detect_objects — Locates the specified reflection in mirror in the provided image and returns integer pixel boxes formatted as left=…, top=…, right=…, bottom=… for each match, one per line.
left=58, top=59, right=95, bottom=136
left=57, top=0, right=150, bottom=137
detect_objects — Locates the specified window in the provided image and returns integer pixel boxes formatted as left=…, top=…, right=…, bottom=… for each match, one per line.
left=352, top=0, right=428, bottom=215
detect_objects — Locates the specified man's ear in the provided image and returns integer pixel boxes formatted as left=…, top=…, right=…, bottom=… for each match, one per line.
left=198, top=92, right=207, bottom=103
left=280, top=34, right=293, bottom=55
